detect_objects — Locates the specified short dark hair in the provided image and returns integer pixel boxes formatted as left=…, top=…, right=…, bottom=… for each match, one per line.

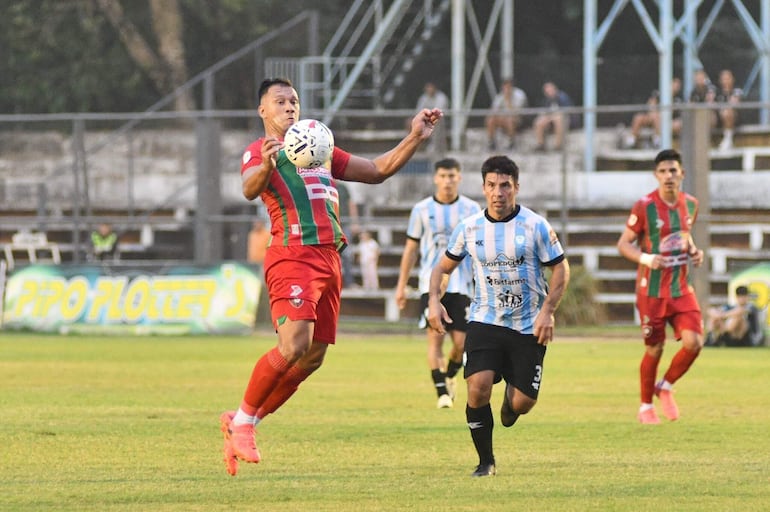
left=654, top=148, right=682, bottom=165
left=434, top=158, right=461, bottom=172
left=481, top=155, right=519, bottom=182
left=258, top=78, right=294, bottom=103
left=736, top=285, right=749, bottom=296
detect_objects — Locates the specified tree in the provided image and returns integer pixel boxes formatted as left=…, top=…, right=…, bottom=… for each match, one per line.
left=95, top=0, right=195, bottom=111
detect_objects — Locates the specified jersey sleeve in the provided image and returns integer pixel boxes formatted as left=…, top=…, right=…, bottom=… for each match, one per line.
left=241, top=139, right=264, bottom=175
left=331, top=146, right=352, bottom=179
left=405, top=205, right=423, bottom=241
left=445, top=222, right=467, bottom=261
left=536, top=218, right=565, bottom=265
left=626, top=199, right=647, bottom=236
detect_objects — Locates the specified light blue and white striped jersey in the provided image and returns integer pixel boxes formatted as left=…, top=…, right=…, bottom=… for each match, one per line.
left=406, top=194, right=482, bottom=295
left=446, top=205, right=565, bottom=334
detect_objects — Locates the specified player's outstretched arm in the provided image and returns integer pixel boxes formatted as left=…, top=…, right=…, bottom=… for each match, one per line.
left=342, top=108, right=443, bottom=184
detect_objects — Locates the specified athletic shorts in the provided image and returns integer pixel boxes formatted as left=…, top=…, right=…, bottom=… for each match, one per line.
left=263, top=244, right=341, bottom=344
left=463, top=321, right=546, bottom=400
left=418, top=292, right=470, bottom=331
left=636, top=293, right=703, bottom=346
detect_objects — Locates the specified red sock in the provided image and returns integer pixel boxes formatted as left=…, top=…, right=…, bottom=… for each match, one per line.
left=240, top=347, right=291, bottom=416
left=663, top=347, right=700, bottom=385
left=256, top=365, right=313, bottom=419
left=640, top=352, right=661, bottom=403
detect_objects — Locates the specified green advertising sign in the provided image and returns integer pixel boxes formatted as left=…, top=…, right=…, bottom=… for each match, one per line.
left=1, top=262, right=261, bottom=335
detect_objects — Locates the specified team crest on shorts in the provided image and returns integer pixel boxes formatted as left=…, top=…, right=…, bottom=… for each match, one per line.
left=290, top=284, right=304, bottom=307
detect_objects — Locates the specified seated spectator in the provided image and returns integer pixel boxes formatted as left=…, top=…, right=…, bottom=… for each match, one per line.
left=624, top=78, right=683, bottom=149
left=415, top=82, right=449, bottom=153
left=713, top=69, right=742, bottom=150
left=358, top=230, right=380, bottom=291
left=90, top=223, right=118, bottom=261
left=688, top=68, right=714, bottom=104
left=533, top=81, right=573, bottom=152
left=706, top=285, right=766, bottom=347
left=485, top=78, right=528, bottom=150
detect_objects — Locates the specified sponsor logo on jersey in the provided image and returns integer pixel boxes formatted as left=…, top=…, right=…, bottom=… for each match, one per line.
left=660, top=231, right=689, bottom=253
left=482, top=253, right=525, bottom=268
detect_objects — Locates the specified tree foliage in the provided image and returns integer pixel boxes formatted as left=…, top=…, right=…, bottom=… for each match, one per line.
left=0, top=0, right=762, bottom=114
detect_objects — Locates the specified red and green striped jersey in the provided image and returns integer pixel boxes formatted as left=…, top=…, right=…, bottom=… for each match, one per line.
left=626, top=190, right=699, bottom=298
left=241, top=139, right=352, bottom=250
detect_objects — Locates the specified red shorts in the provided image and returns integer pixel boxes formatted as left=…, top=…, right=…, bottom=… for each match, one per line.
left=263, top=244, right=342, bottom=344
left=636, top=293, right=703, bottom=345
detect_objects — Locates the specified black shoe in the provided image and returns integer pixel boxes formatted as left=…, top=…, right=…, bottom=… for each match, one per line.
left=471, top=463, right=496, bottom=477
left=500, top=384, right=520, bottom=427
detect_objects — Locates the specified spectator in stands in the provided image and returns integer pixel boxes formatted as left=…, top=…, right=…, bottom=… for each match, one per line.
left=395, top=157, right=481, bottom=409
left=713, top=69, right=742, bottom=151
left=485, top=78, right=528, bottom=150
left=247, top=218, right=271, bottom=265
left=688, top=68, right=714, bottom=104
left=221, top=77, right=442, bottom=476
left=624, top=78, right=684, bottom=149
left=336, top=181, right=360, bottom=288
left=357, top=230, right=380, bottom=290
left=533, top=81, right=573, bottom=152
left=415, top=82, right=449, bottom=153
left=706, top=285, right=766, bottom=347
left=90, top=223, right=118, bottom=261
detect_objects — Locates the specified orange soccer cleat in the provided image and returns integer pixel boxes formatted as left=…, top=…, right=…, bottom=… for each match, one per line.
left=220, top=411, right=239, bottom=476
left=655, top=387, right=680, bottom=421
left=637, top=407, right=661, bottom=424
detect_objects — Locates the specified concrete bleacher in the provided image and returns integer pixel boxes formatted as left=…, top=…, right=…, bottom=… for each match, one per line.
left=341, top=203, right=770, bottom=324
left=597, top=123, right=770, bottom=172
left=0, top=208, right=193, bottom=265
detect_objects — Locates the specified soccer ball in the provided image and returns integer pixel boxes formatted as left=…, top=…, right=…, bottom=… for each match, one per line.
left=283, top=119, right=334, bottom=169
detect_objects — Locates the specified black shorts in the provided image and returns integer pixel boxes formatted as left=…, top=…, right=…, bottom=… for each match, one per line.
left=463, top=321, right=546, bottom=400
left=419, top=292, right=470, bottom=332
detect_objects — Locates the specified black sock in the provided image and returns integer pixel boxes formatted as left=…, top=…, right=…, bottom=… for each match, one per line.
left=431, top=369, right=447, bottom=397
left=466, top=403, right=495, bottom=466
left=446, top=359, right=463, bottom=379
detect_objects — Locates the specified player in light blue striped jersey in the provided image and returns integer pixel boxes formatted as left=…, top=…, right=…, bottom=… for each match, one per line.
left=428, top=155, right=570, bottom=477
left=395, top=158, right=482, bottom=409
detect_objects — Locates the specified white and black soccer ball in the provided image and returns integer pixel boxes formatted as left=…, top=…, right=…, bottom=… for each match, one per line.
left=283, top=119, right=334, bottom=169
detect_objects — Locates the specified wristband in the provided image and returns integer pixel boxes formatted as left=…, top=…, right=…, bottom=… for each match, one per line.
left=639, top=253, right=655, bottom=268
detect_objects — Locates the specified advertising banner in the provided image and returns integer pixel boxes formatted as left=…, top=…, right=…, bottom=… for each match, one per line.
left=1, top=262, right=261, bottom=335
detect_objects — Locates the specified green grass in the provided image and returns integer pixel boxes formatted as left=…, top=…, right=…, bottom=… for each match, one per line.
left=1, top=331, right=769, bottom=511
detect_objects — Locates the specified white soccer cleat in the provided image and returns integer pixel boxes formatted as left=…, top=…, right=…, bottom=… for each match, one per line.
left=436, top=394, right=453, bottom=409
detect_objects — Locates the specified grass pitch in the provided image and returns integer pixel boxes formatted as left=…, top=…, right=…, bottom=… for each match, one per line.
left=1, top=330, right=769, bottom=511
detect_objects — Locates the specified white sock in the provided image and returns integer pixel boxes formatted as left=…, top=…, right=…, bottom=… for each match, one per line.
left=657, top=380, right=673, bottom=391
left=232, top=409, right=257, bottom=426
left=639, top=403, right=654, bottom=412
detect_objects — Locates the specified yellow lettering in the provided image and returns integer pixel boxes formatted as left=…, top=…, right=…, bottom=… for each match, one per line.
left=12, top=280, right=39, bottom=317
left=124, top=277, right=150, bottom=323
left=61, top=277, right=88, bottom=321
left=37, top=279, right=65, bottom=317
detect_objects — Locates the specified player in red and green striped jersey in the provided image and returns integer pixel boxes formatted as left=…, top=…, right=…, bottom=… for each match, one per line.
left=219, top=77, right=442, bottom=475
left=617, top=148, right=706, bottom=425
